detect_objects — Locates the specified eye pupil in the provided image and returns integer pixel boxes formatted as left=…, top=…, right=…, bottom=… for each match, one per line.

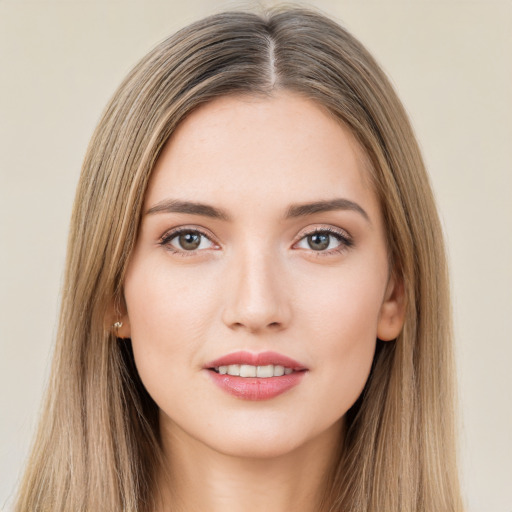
left=308, top=233, right=330, bottom=251
left=179, top=232, right=201, bottom=250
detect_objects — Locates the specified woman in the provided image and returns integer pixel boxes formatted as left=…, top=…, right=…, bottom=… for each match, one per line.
left=14, top=6, right=463, bottom=512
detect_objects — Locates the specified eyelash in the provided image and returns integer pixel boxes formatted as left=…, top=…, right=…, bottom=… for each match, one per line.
left=296, top=227, right=354, bottom=257
left=158, top=226, right=353, bottom=258
left=159, top=227, right=216, bottom=258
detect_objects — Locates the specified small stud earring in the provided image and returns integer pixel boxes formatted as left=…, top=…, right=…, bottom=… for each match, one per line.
left=113, top=321, right=123, bottom=331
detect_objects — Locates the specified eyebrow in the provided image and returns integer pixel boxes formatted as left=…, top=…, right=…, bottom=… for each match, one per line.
left=146, top=198, right=370, bottom=223
left=285, top=199, right=370, bottom=223
left=146, top=199, right=231, bottom=220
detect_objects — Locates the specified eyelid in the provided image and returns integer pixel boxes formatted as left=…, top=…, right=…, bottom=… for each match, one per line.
left=158, top=223, right=353, bottom=257
left=159, top=225, right=220, bottom=255
left=294, top=224, right=352, bottom=242
left=292, top=225, right=354, bottom=255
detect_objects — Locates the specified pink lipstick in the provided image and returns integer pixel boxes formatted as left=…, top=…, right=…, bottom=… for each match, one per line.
left=204, top=351, right=307, bottom=401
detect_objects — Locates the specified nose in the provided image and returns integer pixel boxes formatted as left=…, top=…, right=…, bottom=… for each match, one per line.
left=221, top=245, right=292, bottom=333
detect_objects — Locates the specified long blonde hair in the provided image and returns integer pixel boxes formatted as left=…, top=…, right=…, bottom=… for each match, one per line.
left=15, top=7, right=462, bottom=511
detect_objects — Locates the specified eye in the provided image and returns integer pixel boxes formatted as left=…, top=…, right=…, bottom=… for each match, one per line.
left=160, top=228, right=217, bottom=254
left=294, top=228, right=353, bottom=254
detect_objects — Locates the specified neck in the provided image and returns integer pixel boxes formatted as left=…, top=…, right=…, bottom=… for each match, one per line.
left=154, top=419, right=344, bottom=512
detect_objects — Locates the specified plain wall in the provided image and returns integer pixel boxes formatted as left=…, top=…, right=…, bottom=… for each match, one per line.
left=1, top=0, right=511, bottom=510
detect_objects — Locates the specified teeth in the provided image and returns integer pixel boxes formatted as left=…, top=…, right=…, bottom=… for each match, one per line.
left=273, top=365, right=285, bottom=376
left=240, top=364, right=257, bottom=377
left=214, top=364, right=295, bottom=378
left=256, top=365, right=274, bottom=378
left=227, top=364, right=240, bottom=376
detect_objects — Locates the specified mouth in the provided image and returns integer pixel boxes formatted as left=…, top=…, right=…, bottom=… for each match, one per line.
left=204, top=350, right=307, bottom=374
left=211, top=364, right=295, bottom=378
left=204, top=351, right=308, bottom=400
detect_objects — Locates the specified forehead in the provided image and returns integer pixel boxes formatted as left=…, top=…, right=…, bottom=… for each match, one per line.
left=145, top=92, right=376, bottom=216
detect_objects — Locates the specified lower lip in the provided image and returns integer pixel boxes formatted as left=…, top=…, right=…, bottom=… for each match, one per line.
left=206, top=370, right=306, bottom=400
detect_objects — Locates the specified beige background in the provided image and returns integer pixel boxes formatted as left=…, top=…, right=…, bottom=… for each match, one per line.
left=1, top=0, right=511, bottom=510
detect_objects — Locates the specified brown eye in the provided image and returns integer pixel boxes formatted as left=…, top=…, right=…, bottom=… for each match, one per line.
left=294, top=228, right=353, bottom=255
left=178, top=232, right=202, bottom=250
left=307, top=233, right=330, bottom=251
left=161, top=228, right=216, bottom=253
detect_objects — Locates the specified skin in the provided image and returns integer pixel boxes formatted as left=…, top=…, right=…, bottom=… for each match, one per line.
left=119, top=92, right=405, bottom=511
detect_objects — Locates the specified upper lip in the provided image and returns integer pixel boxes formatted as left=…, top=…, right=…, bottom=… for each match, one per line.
left=204, top=351, right=307, bottom=371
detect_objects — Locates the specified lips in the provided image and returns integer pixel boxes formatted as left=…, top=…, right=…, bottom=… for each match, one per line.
left=205, top=351, right=307, bottom=371
left=204, top=351, right=308, bottom=401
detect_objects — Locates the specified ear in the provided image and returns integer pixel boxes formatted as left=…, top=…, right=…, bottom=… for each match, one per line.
left=116, top=312, right=132, bottom=339
left=108, top=296, right=132, bottom=339
left=377, top=273, right=406, bottom=341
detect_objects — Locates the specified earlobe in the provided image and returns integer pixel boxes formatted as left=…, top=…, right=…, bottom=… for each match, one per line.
left=377, top=274, right=406, bottom=342
left=108, top=297, right=132, bottom=339
left=115, top=315, right=131, bottom=339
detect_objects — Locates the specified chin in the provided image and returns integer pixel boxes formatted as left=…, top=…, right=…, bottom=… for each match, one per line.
left=208, top=432, right=308, bottom=460
left=197, top=416, right=343, bottom=461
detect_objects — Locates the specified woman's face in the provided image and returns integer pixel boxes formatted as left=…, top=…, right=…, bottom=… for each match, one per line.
left=121, top=92, right=404, bottom=459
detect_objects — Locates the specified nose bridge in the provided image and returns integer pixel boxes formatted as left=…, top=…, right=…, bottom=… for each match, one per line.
left=222, top=237, right=290, bottom=332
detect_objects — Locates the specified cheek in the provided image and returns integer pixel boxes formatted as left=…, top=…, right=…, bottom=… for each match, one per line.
left=123, top=260, right=219, bottom=391
left=300, top=261, right=386, bottom=344
left=125, top=259, right=218, bottom=337
left=297, top=264, right=386, bottom=408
